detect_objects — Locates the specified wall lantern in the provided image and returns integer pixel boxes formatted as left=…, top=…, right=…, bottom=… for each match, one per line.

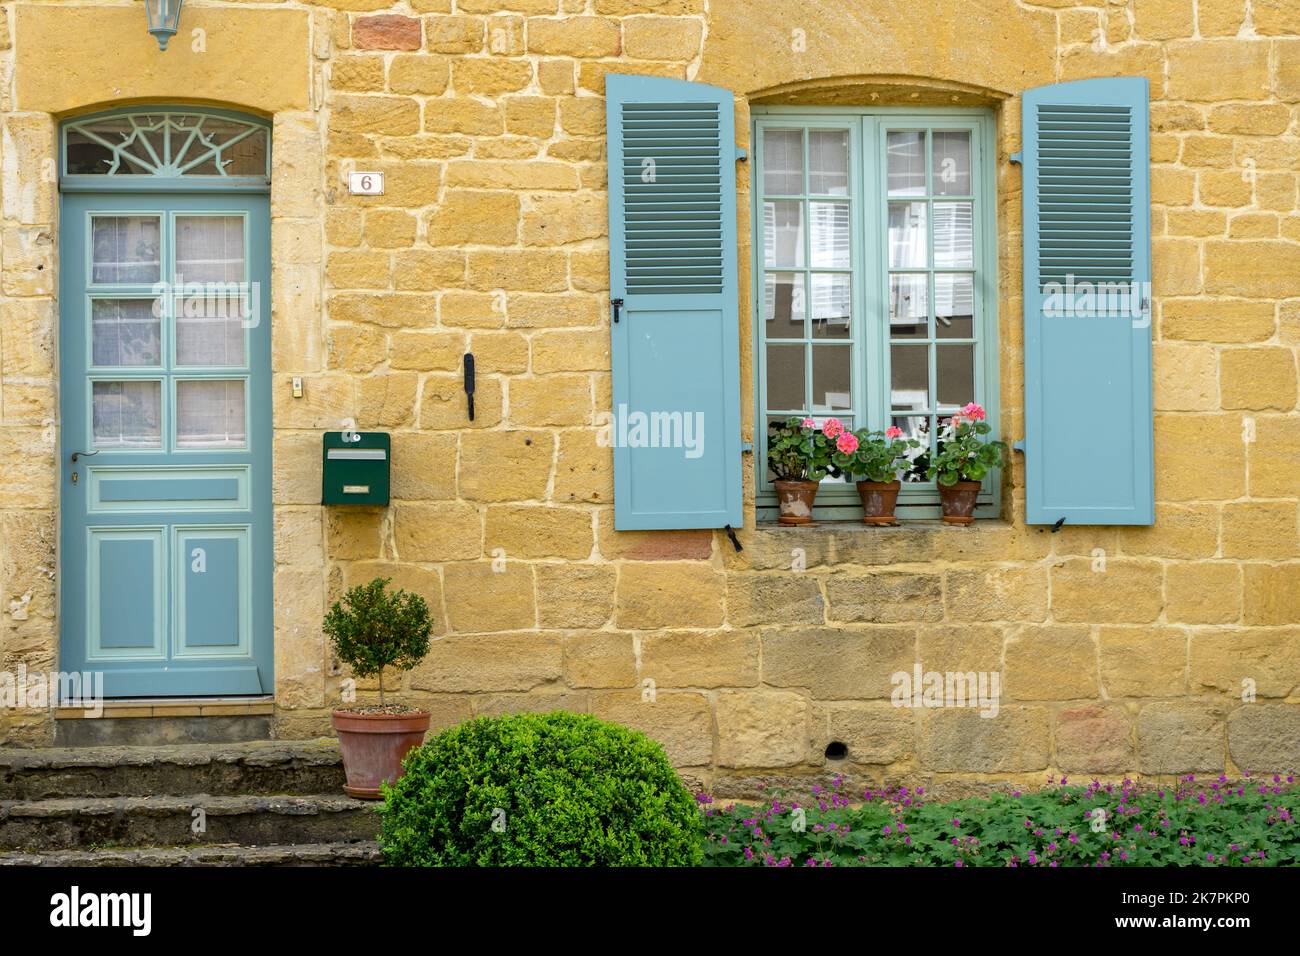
left=144, top=0, right=184, bottom=51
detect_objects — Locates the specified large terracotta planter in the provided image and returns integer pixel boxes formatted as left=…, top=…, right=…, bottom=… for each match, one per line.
left=856, top=479, right=901, bottom=525
left=937, top=480, right=981, bottom=525
left=331, top=709, right=430, bottom=799
left=774, top=479, right=819, bottom=525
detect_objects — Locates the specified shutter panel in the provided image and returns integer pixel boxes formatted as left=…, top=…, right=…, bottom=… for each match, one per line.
left=605, top=74, right=742, bottom=530
left=1021, top=77, right=1154, bottom=525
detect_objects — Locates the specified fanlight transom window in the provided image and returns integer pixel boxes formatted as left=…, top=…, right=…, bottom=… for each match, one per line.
left=63, top=111, right=270, bottom=180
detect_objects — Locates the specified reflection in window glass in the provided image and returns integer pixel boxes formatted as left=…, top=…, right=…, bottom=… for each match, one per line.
left=886, top=131, right=926, bottom=196
left=812, top=346, right=852, bottom=411
left=889, top=274, right=928, bottom=336
left=763, top=130, right=803, bottom=194
left=763, top=201, right=805, bottom=268
left=766, top=344, right=806, bottom=411
left=809, top=202, right=850, bottom=268
left=935, top=274, right=975, bottom=338
left=92, top=217, right=161, bottom=284
left=890, top=345, right=929, bottom=411
left=932, top=131, right=972, bottom=196
left=809, top=130, right=850, bottom=196
left=91, top=299, right=161, bottom=367
left=92, top=380, right=162, bottom=448
left=936, top=345, right=975, bottom=407
left=764, top=272, right=805, bottom=338
left=888, top=202, right=927, bottom=268
left=811, top=274, right=851, bottom=338
left=934, top=202, right=974, bottom=268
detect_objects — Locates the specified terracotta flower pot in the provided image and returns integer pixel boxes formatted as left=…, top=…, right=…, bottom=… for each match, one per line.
left=856, top=479, right=901, bottom=525
left=331, top=709, right=431, bottom=799
left=937, top=480, right=981, bottom=525
left=774, top=479, right=819, bottom=525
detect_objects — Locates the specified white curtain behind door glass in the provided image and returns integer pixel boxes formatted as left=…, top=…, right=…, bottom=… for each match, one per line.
left=91, top=299, right=162, bottom=367
left=175, top=216, right=245, bottom=283
left=176, top=296, right=247, bottom=366
left=91, top=216, right=161, bottom=284
left=176, top=380, right=247, bottom=448
left=92, top=380, right=162, bottom=447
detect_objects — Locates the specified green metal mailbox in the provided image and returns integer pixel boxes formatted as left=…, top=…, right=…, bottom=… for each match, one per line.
left=322, top=432, right=390, bottom=506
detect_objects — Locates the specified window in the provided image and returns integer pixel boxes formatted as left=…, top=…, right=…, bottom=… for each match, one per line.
left=753, top=110, right=998, bottom=521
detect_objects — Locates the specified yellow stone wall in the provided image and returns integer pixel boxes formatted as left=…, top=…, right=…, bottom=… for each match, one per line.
left=1, top=0, right=1298, bottom=792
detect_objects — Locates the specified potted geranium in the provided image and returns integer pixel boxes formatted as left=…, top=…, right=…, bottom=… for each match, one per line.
left=837, top=426, right=921, bottom=525
left=927, top=403, right=1008, bottom=525
left=324, top=577, right=434, bottom=799
left=767, top=416, right=838, bottom=524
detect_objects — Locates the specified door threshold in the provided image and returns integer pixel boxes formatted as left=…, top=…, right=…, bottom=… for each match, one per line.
left=56, top=696, right=275, bottom=719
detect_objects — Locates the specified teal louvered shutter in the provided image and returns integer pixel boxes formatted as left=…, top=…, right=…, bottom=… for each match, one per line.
left=605, top=74, right=742, bottom=530
left=1021, top=77, right=1154, bottom=526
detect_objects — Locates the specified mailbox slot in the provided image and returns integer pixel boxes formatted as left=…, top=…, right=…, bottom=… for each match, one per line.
left=322, top=432, right=390, bottom=505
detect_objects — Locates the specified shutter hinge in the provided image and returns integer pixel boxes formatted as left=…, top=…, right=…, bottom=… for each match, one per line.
left=1009, top=151, right=1023, bottom=165
left=1012, top=439, right=1025, bottom=453
left=741, top=441, right=754, bottom=453
left=735, top=148, right=748, bottom=162
left=610, top=297, right=624, bottom=324
left=1051, top=517, right=1066, bottom=533
left=723, top=524, right=743, bottom=552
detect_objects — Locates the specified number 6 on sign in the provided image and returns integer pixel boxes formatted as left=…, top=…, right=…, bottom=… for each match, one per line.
left=348, top=172, right=385, bottom=196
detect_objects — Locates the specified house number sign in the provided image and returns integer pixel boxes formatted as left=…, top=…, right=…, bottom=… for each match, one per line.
left=348, top=172, right=385, bottom=195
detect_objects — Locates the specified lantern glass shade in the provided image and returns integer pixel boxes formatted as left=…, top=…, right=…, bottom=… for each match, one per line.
left=145, top=0, right=184, bottom=50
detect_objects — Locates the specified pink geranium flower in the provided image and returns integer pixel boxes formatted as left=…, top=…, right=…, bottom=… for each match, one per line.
left=801, top=417, right=816, bottom=428
left=822, top=418, right=845, bottom=439
left=960, top=402, right=986, bottom=421
left=885, top=426, right=903, bottom=439
left=836, top=431, right=859, bottom=455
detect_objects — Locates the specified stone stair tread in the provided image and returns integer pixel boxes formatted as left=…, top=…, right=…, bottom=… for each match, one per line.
left=0, top=793, right=374, bottom=817
left=0, top=841, right=381, bottom=867
left=0, top=738, right=342, bottom=771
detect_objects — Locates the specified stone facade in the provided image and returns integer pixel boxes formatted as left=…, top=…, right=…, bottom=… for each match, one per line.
left=1, top=0, right=1298, bottom=793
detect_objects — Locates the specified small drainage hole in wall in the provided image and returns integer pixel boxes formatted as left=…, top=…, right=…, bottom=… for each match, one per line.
left=824, top=741, right=848, bottom=761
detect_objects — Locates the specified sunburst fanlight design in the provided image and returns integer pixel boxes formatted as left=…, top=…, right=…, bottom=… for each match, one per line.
left=63, top=112, right=269, bottom=179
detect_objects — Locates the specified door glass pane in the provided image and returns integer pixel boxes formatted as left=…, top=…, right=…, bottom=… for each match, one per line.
left=889, top=274, right=928, bottom=337
left=808, top=130, right=850, bottom=196
left=175, top=295, right=247, bottom=366
left=886, top=131, right=926, bottom=196
left=176, top=379, right=247, bottom=448
left=811, top=345, right=851, bottom=411
left=91, top=299, right=162, bottom=367
left=766, top=344, right=806, bottom=411
left=936, top=345, right=975, bottom=407
left=763, top=201, right=805, bottom=267
left=934, top=202, right=974, bottom=268
left=932, top=131, right=972, bottom=196
left=176, top=216, right=245, bottom=283
left=91, top=216, right=161, bottom=284
left=888, top=202, right=927, bottom=268
left=890, top=345, right=930, bottom=411
left=762, top=129, right=803, bottom=195
left=935, top=274, right=975, bottom=338
left=810, top=274, right=851, bottom=339
left=92, top=380, right=162, bottom=448
left=809, top=202, right=850, bottom=268
left=763, top=272, right=805, bottom=338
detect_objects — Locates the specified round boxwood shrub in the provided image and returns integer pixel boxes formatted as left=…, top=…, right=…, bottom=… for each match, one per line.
left=379, top=712, right=703, bottom=866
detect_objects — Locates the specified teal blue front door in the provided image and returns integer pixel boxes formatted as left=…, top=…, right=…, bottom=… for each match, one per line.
left=59, top=192, right=272, bottom=697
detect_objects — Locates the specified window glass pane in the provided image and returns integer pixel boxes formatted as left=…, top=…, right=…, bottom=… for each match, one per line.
left=811, top=346, right=851, bottom=411
left=886, top=131, right=926, bottom=196
left=763, top=272, right=805, bottom=339
left=892, top=414, right=932, bottom=481
left=176, top=379, right=247, bottom=448
left=890, top=345, right=930, bottom=411
left=810, top=274, right=851, bottom=339
left=932, top=131, right=972, bottom=196
left=92, top=216, right=161, bottom=284
left=934, top=202, right=974, bottom=268
left=91, top=299, right=162, bottom=367
left=763, top=201, right=805, bottom=267
left=175, top=295, right=247, bottom=366
left=809, top=202, right=850, bottom=268
left=889, top=274, right=928, bottom=337
left=766, top=344, right=806, bottom=411
left=935, top=274, right=975, bottom=338
left=808, top=130, right=850, bottom=196
left=176, top=216, right=245, bottom=283
left=180, top=121, right=268, bottom=177
left=936, top=345, right=975, bottom=407
left=888, top=202, right=927, bottom=268
left=92, top=380, right=162, bottom=448
left=763, top=130, right=803, bottom=195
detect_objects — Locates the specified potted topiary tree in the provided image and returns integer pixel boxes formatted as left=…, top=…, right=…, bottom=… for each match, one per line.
left=837, top=426, right=922, bottom=525
left=767, top=416, right=838, bottom=525
left=324, top=576, right=434, bottom=799
left=927, top=403, right=1008, bottom=525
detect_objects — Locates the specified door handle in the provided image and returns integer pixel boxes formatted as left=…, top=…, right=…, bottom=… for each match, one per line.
left=70, top=450, right=99, bottom=462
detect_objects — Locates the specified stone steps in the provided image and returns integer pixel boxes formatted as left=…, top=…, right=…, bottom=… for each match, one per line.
left=0, top=740, right=382, bottom=865
left=0, top=740, right=346, bottom=800
left=0, top=841, right=381, bottom=867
